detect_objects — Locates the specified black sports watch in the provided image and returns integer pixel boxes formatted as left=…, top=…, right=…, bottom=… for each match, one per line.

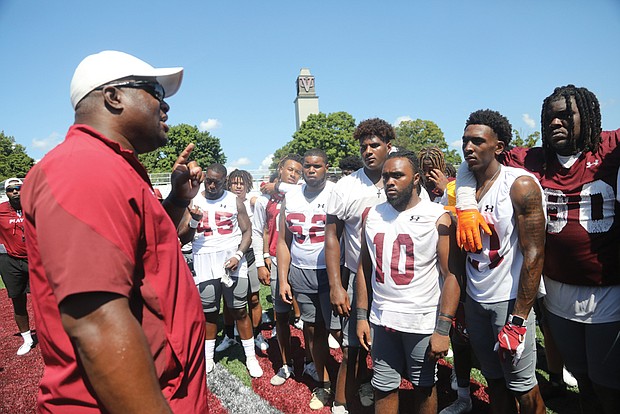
left=508, top=314, right=526, bottom=327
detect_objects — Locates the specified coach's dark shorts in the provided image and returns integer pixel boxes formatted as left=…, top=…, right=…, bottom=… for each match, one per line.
left=0, top=254, right=29, bottom=298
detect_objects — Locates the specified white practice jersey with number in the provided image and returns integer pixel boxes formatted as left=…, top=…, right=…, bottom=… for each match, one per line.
left=466, top=166, right=544, bottom=303
left=192, top=190, right=241, bottom=254
left=284, top=181, right=335, bottom=269
left=327, top=169, right=387, bottom=272
left=364, top=199, right=445, bottom=317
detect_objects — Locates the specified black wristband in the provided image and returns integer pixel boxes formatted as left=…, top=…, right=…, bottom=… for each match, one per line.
left=434, top=318, right=452, bottom=336
left=356, top=308, right=369, bottom=321
left=439, top=312, right=455, bottom=320
left=167, top=194, right=190, bottom=208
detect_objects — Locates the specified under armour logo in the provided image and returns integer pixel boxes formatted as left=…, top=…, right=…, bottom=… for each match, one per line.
left=410, top=216, right=420, bottom=221
left=586, top=160, right=599, bottom=169
left=317, top=203, right=325, bottom=209
left=219, top=204, right=227, bottom=208
left=484, top=205, right=494, bottom=213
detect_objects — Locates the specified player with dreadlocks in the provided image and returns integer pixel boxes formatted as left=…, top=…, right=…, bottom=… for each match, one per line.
left=454, top=86, right=620, bottom=413
left=418, top=147, right=453, bottom=203
left=217, top=169, right=271, bottom=354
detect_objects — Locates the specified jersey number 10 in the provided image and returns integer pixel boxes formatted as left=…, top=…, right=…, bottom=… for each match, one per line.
left=372, top=233, right=415, bottom=285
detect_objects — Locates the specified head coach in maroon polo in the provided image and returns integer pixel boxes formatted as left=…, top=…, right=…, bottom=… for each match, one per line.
left=21, top=51, right=208, bottom=413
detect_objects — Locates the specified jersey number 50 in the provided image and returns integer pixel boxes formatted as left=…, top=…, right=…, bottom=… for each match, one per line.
left=372, top=233, right=414, bottom=285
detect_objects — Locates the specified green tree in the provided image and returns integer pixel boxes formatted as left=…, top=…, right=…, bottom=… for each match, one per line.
left=394, top=119, right=462, bottom=165
left=271, top=112, right=357, bottom=168
left=139, top=124, right=226, bottom=173
left=0, top=131, right=35, bottom=180
left=512, top=129, right=540, bottom=148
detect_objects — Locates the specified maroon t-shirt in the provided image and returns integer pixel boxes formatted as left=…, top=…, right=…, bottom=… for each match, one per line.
left=0, top=201, right=26, bottom=258
left=501, top=129, right=620, bottom=286
left=22, top=125, right=208, bottom=413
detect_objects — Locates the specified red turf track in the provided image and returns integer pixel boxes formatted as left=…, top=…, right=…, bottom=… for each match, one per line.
left=0, top=292, right=490, bottom=413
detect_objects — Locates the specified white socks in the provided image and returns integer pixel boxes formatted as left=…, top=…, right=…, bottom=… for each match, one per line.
left=205, top=339, right=216, bottom=361
left=21, top=330, right=33, bottom=344
left=241, top=338, right=256, bottom=359
left=17, top=330, right=35, bottom=356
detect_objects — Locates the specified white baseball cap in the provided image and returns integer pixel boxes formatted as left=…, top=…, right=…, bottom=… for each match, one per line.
left=5, top=178, right=23, bottom=190
left=70, top=50, right=183, bottom=109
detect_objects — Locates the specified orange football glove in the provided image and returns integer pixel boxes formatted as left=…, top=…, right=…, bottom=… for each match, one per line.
left=456, top=209, right=492, bottom=252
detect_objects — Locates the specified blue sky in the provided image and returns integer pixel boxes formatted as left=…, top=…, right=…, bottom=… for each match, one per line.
left=2, top=1, right=619, bottom=171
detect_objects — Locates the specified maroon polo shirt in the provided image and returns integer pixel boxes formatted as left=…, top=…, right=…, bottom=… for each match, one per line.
left=22, top=124, right=208, bottom=413
left=0, top=201, right=26, bottom=258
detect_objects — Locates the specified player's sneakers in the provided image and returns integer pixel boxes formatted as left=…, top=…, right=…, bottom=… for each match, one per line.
left=563, top=367, right=578, bottom=388
left=254, top=333, right=269, bottom=352
left=270, top=364, right=294, bottom=386
left=358, top=382, right=374, bottom=407
left=439, top=398, right=472, bottom=414
left=293, top=317, right=304, bottom=330
left=309, top=387, right=332, bottom=410
left=331, top=403, right=349, bottom=414
left=17, top=341, right=35, bottom=356
left=215, top=336, right=238, bottom=353
left=328, top=333, right=340, bottom=349
left=246, top=356, right=263, bottom=378
left=303, top=361, right=320, bottom=382
left=205, top=358, right=215, bottom=374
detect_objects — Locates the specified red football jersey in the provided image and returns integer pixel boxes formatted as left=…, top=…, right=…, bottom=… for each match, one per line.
left=0, top=201, right=26, bottom=258
left=502, top=129, right=620, bottom=286
left=265, top=193, right=284, bottom=257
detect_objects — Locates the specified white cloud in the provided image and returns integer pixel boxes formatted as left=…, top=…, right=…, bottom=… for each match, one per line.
left=450, top=140, right=462, bottom=149
left=228, top=157, right=252, bottom=169
left=32, top=132, right=62, bottom=152
left=259, top=153, right=274, bottom=170
left=198, top=118, right=222, bottom=132
left=522, top=114, right=536, bottom=129
left=394, top=115, right=412, bottom=126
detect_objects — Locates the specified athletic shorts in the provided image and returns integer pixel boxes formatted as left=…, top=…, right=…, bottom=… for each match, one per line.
left=465, top=296, right=537, bottom=393
left=198, top=277, right=249, bottom=313
left=370, top=323, right=437, bottom=391
left=270, top=262, right=292, bottom=314
left=342, top=269, right=360, bottom=348
left=289, top=265, right=340, bottom=330
left=0, top=254, right=29, bottom=298
left=295, top=290, right=341, bottom=331
left=247, top=261, right=260, bottom=294
left=545, top=309, right=620, bottom=390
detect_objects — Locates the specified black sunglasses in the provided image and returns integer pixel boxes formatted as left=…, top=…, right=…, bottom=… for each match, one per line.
left=97, top=80, right=165, bottom=102
left=6, top=185, right=21, bottom=193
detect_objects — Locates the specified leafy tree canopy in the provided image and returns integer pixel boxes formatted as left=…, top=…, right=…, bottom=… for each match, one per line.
left=394, top=119, right=462, bottom=165
left=511, top=129, right=540, bottom=149
left=0, top=131, right=35, bottom=181
left=139, top=124, right=226, bottom=173
left=271, top=112, right=357, bottom=169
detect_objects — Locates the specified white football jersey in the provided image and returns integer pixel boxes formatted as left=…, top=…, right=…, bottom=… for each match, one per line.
left=327, top=169, right=387, bottom=272
left=466, top=166, right=545, bottom=303
left=192, top=190, right=241, bottom=254
left=284, top=181, right=335, bottom=269
left=364, top=199, right=446, bottom=318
